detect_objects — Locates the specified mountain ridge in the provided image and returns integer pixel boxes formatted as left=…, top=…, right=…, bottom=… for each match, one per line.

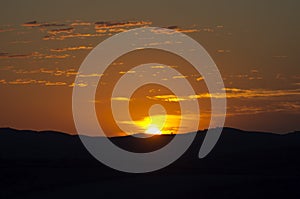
left=1, top=126, right=299, bottom=138
left=0, top=126, right=300, bottom=199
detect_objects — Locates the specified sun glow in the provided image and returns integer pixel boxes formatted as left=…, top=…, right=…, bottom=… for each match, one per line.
left=145, top=124, right=162, bottom=135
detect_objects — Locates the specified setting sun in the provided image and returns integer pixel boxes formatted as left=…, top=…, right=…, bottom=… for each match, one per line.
left=145, top=124, right=162, bottom=135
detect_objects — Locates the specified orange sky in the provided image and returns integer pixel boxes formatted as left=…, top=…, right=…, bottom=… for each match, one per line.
left=0, top=0, right=299, bottom=135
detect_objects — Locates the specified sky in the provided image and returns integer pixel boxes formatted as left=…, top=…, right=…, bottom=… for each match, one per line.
left=0, top=0, right=299, bottom=135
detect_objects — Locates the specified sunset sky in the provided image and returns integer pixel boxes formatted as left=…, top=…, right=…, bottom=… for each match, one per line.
left=0, top=0, right=299, bottom=136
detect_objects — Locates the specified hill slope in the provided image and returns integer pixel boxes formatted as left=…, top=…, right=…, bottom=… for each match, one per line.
left=0, top=127, right=300, bottom=199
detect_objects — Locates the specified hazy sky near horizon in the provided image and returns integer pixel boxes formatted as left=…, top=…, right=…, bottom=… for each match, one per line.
left=0, top=0, right=299, bottom=135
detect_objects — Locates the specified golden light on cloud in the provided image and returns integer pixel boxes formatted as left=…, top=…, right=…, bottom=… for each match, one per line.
left=70, top=22, right=91, bottom=26
left=50, top=46, right=93, bottom=52
left=111, top=97, right=131, bottom=101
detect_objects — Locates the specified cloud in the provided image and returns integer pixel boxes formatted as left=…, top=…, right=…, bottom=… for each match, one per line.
left=0, top=79, right=7, bottom=84
left=227, top=101, right=300, bottom=117
left=22, top=21, right=41, bottom=27
left=8, top=79, right=68, bottom=86
left=45, top=54, right=70, bottom=59
left=78, top=73, right=103, bottom=77
left=94, top=21, right=153, bottom=35
left=151, top=27, right=199, bottom=35
left=250, top=69, right=259, bottom=73
left=119, top=71, right=136, bottom=75
left=276, top=102, right=300, bottom=111
left=196, top=76, right=204, bottom=81
left=13, top=69, right=40, bottom=74
left=217, top=49, right=231, bottom=53
left=116, top=113, right=201, bottom=135
left=94, top=21, right=152, bottom=29
left=0, top=51, right=70, bottom=60
left=151, top=65, right=165, bottom=69
left=70, top=22, right=91, bottom=26
left=45, top=81, right=67, bottom=86
left=0, top=52, right=31, bottom=59
left=172, top=75, right=188, bottom=79
left=22, top=21, right=65, bottom=27
left=69, top=83, right=88, bottom=87
left=9, top=79, right=39, bottom=85
left=43, top=33, right=105, bottom=40
left=10, top=40, right=32, bottom=44
left=9, top=68, right=78, bottom=77
left=40, top=68, right=78, bottom=76
left=146, top=88, right=300, bottom=102
left=227, top=73, right=263, bottom=81
left=202, top=28, right=214, bottom=32
left=224, top=88, right=300, bottom=98
left=48, top=27, right=74, bottom=35
left=177, top=28, right=199, bottom=33
left=111, top=97, right=131, bottom=101
left=0, top=52, right=9, bottom=57
left=147, top=95, right=188, bottom=102
left=21, top=20, right=200, bottom=42
left=32, top=52, right=70, bottom=59
left=50, top=46, right=93, bottom=52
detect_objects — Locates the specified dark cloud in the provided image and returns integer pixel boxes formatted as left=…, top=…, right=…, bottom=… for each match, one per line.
left=22, top=21, right=41, bottom=27
left=48, top=27, right=74, bottom=34
left=0, top=52, right=31, bottom=59
left=166, top=26, right=178, bottom=29
left=22, top=21, right=66, bottom=27
left=0, top=52, right=9, bottom=57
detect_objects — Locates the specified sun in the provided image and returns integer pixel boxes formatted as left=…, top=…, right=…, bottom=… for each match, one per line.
left=145, top=124, right=162, bottom=135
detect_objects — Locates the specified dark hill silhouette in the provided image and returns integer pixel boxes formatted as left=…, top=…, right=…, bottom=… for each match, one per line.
left=0, top=127, right=300, bottom=199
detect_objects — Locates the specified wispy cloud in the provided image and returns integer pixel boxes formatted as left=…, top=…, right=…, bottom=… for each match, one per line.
left=0, top=51, right=71, bottom=60
left=0, top=52, right=31, bottom=59
left=147, top=95, right=189, bottom=102
left=22, top=21, right=66, bottom=27
left=94, top=21, right=152, bottom=29
left=50, top=46, right=93, bottom=52
left=172, top=75, right=188, bottom=79
left=227, top=73, right=263, bottom=81
left=217, top=49, right=231, bottom=53
left=7, top=78, right=68, bottom=86
left=70, top=21, right=92, bottom=26
left=119, top=71, right=136, bottom=75
left=69, top=82, right=88, bottom=87
left=45, top=81, right=67, bottom=86
left=8, top=68, right=78, bottom=77
left=43, top=33, right=105, bottom=40
left=146, top=88, right=300, bottom=102
left=224, top=88, right=300, bottom=98
left=0, top=79, right=7, bottom=84
left=111, top=97, right=131, bottom=101
left=48, top=27, right=74, bottom=35
left=78, top=73, right=103, bottom=77
left=151, top=27, right=199, bottom=35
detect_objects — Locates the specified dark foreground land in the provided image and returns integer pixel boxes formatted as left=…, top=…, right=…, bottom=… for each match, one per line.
left=0, top=127, right=300, bottom=199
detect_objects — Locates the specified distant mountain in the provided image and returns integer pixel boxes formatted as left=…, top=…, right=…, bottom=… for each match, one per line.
left=0, top=127, right=300, bottom=199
